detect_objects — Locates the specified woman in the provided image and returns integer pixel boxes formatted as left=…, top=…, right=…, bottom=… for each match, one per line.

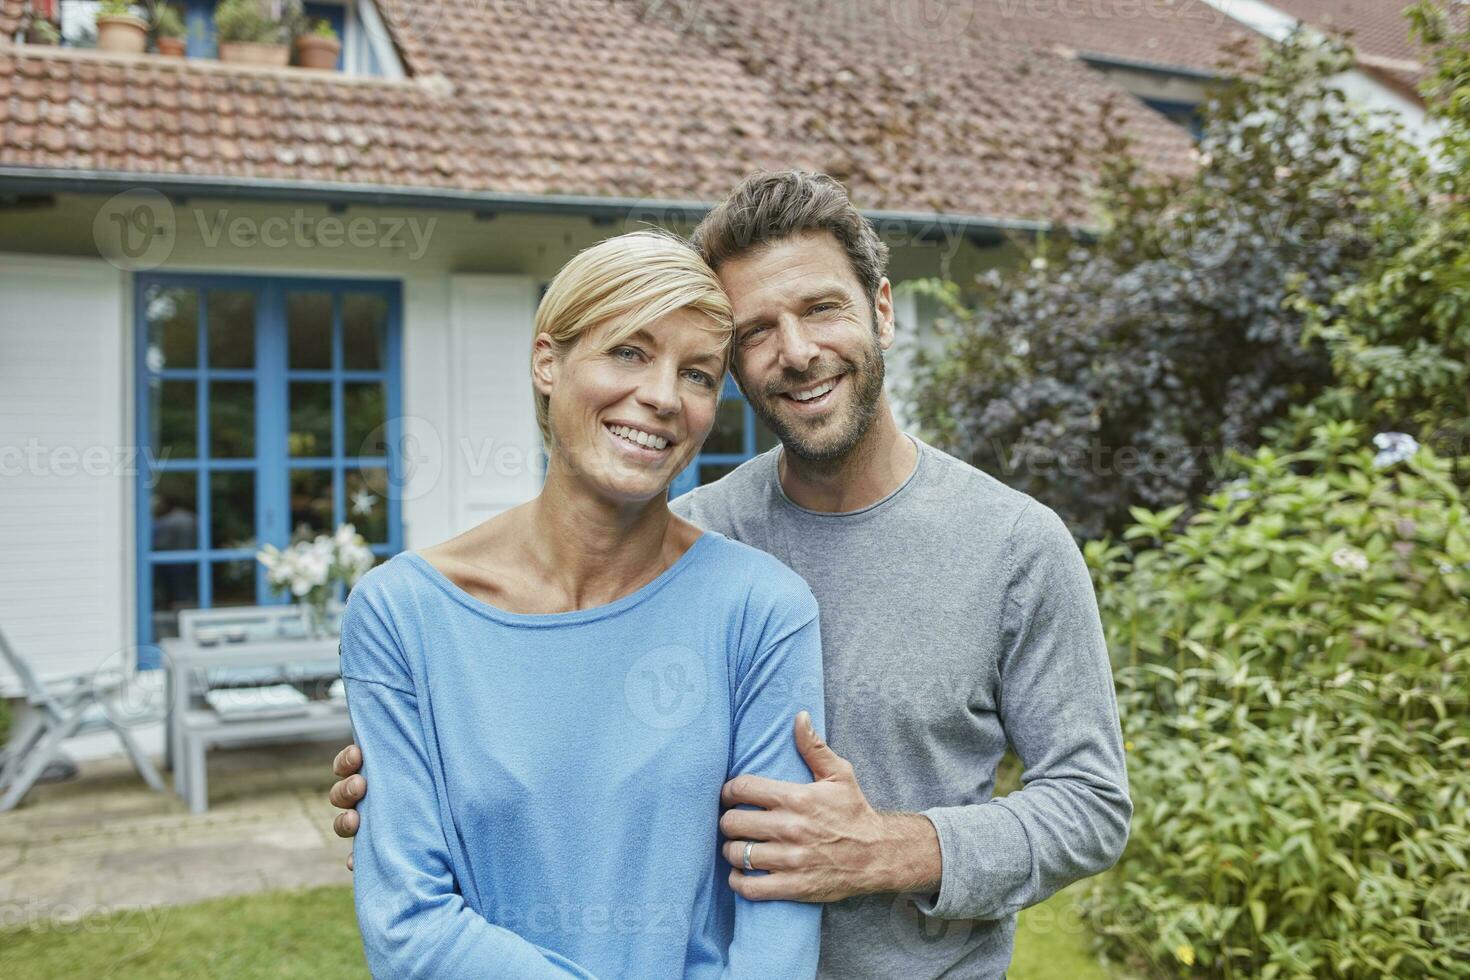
left=340, top=231, right=825, bottom=978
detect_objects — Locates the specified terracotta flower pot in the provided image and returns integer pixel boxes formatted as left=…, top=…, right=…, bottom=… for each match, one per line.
left=156, top=36, right=187, bottom=57
left=219, top=41, right=290, bottom=66
left=294, top=35, right=341, bottom=71
left=96, top=14, right=149, bottom=54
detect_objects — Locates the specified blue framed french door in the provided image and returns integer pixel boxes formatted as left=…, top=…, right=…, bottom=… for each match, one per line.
left=669, top=377, right=779, bottom=497
left=134, top=274, right=403, bottom=664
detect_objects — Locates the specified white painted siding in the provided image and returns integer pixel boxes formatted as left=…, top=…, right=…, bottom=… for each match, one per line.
left=445, top=275, right=543, bottom=538
left=0, top=254, right=131, bottom=696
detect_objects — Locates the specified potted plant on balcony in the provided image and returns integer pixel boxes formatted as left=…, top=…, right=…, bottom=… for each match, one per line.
left=152, top=3, right=187, bottom=57
left=95, top=0, right=149, bottom=54
left=24, top=0, right=60, bottom=44
left=215, top=0, right=288, bottom=66
left=26, top=18, right=61, bottom=46
left=294, top=18, right=341, bottom=71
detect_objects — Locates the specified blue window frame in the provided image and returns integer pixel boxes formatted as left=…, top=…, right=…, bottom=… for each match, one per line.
left=134, top=274, right=403, bottom=665
left=669, top=378, right=779, bottom=497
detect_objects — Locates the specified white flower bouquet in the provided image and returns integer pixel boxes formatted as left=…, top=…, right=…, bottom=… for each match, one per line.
left=256, top=524, right=376, bottom=636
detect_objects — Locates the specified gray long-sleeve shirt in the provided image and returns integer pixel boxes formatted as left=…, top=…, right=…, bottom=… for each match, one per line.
left=672, top=433, right=1130, bottom=979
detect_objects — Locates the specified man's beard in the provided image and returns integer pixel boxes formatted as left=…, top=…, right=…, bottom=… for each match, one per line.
left=745, top=317, right=886, bottom=465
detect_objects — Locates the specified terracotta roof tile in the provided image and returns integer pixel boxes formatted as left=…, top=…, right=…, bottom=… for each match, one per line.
left=1, top=0, right=1198, bottom=223
left=1267, top=0, right=1462, bottom=94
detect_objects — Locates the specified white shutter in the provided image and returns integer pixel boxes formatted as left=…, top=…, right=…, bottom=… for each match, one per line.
left=446, top=275, right=542, bottom=538
left=0, top=255, right=130, bottom=696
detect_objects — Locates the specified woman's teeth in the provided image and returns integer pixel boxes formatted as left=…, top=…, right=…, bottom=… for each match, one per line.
left=790, top=377, right=837, bottom=402
left=607, top=424, right=669, bottom=450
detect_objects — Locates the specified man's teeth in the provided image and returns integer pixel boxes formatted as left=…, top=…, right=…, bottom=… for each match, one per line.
left=790, top=378, right=837, bottom=402
left=608, top=424, right=669, bottom=450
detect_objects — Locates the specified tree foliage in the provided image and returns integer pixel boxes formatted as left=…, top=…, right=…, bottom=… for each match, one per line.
left=1280, top=2, right=1470, bottom=476
left=907, top=34, right=1428, bottom=539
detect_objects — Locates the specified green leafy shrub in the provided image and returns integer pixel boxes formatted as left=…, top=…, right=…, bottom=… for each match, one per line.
left=907, top=34, right=1427, bottom=539
left=1079, top=421, right=1470, bottom=977
left=1283, top=2, right=1470, bottom=476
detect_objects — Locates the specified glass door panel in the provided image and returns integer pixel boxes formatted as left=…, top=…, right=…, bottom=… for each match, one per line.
left=136, top=276, right=401, bottom=657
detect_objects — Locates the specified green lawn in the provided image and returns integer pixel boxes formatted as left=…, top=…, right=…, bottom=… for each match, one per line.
left=0, top=886, right=367, bottom=979
left=0, top=883, right=1115, bottom=979
left=1013, top=887, right=1120, bottom=980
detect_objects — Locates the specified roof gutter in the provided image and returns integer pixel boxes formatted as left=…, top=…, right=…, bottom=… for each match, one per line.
left=0, top=167, right=1050, bottom=243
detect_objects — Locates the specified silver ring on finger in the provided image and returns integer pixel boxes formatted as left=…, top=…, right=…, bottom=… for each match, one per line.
left=742, top=840, right=756, bottom=872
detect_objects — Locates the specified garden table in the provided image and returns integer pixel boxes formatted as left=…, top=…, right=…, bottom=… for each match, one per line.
left=160, top=605, right=350, bottom=812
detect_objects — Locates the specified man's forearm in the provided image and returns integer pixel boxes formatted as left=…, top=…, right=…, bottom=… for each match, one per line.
left=865, top=811, right=943, bottom=895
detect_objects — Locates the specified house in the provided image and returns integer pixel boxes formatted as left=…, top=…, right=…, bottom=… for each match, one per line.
left=0, top=0, right=1204, bottom=727
left=966, top=0, right=1261, bottom=137
left=967, top=0, right=1447, bottom=147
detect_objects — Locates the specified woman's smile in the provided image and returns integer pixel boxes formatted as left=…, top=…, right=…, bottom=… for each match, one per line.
left=603, top=420, right=676, bottom=461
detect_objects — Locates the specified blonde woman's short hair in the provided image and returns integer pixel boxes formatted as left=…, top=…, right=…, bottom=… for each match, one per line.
left=532, top=230, right=733, bottom=447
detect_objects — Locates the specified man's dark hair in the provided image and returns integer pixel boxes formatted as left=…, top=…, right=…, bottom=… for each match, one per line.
left=691, top=170, right=890, bottom=303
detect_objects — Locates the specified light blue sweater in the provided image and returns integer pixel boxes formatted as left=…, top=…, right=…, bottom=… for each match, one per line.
left=340, top=531, right=825, bottom=979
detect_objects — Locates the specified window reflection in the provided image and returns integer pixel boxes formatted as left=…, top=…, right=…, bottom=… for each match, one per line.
left=347, top=468, right=389, bottom=543
left=210, top=470, right=256, bottom=550
left=207, top=290, right=256, bottom=369
left=344, top=382, right=387, bottom=457
left=209, top=381, right=255, bottom=458
left=288, top=291, right=333, bottom=370
left=705, top=399, right=745, bottom=455
left=343, top=294, right=387, bottom=371
left=152, top=562, right=198, bottom=640
left=145, top=285, right=197, bottom=370
left=150, top=472, right=197, bottom=553
left=290, top=382, right=332, bottom=457
left=211, top=560, right=257, bottom=608
left=290, top=468, right=334, bottom=536
left=151, top=379, right=197, bottom=459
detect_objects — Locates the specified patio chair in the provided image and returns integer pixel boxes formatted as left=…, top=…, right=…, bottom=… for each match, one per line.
left=0, top=627, right=165, bottom=811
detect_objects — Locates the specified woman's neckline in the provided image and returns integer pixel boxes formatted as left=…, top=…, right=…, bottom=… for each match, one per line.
left=398, top=530, right=717, bottom=628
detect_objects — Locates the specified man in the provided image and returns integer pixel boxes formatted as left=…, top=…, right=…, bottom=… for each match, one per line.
left=328, top=170, right=1130, bottom=978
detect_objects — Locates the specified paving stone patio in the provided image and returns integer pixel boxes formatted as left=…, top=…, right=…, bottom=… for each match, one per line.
left=0, top=741, right=353, bottom=930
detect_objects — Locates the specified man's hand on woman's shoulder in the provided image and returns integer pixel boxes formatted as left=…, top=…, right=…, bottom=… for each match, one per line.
left=329, top=743, right=366, bottom=870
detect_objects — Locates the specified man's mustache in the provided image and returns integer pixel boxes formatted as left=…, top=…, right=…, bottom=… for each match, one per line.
left=759, top=362, right=849, bottom=398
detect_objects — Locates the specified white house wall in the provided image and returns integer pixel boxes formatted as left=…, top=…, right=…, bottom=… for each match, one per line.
left=0, top=254, right=131, bottom=697
left=446, top=275, right=543, bottom=538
